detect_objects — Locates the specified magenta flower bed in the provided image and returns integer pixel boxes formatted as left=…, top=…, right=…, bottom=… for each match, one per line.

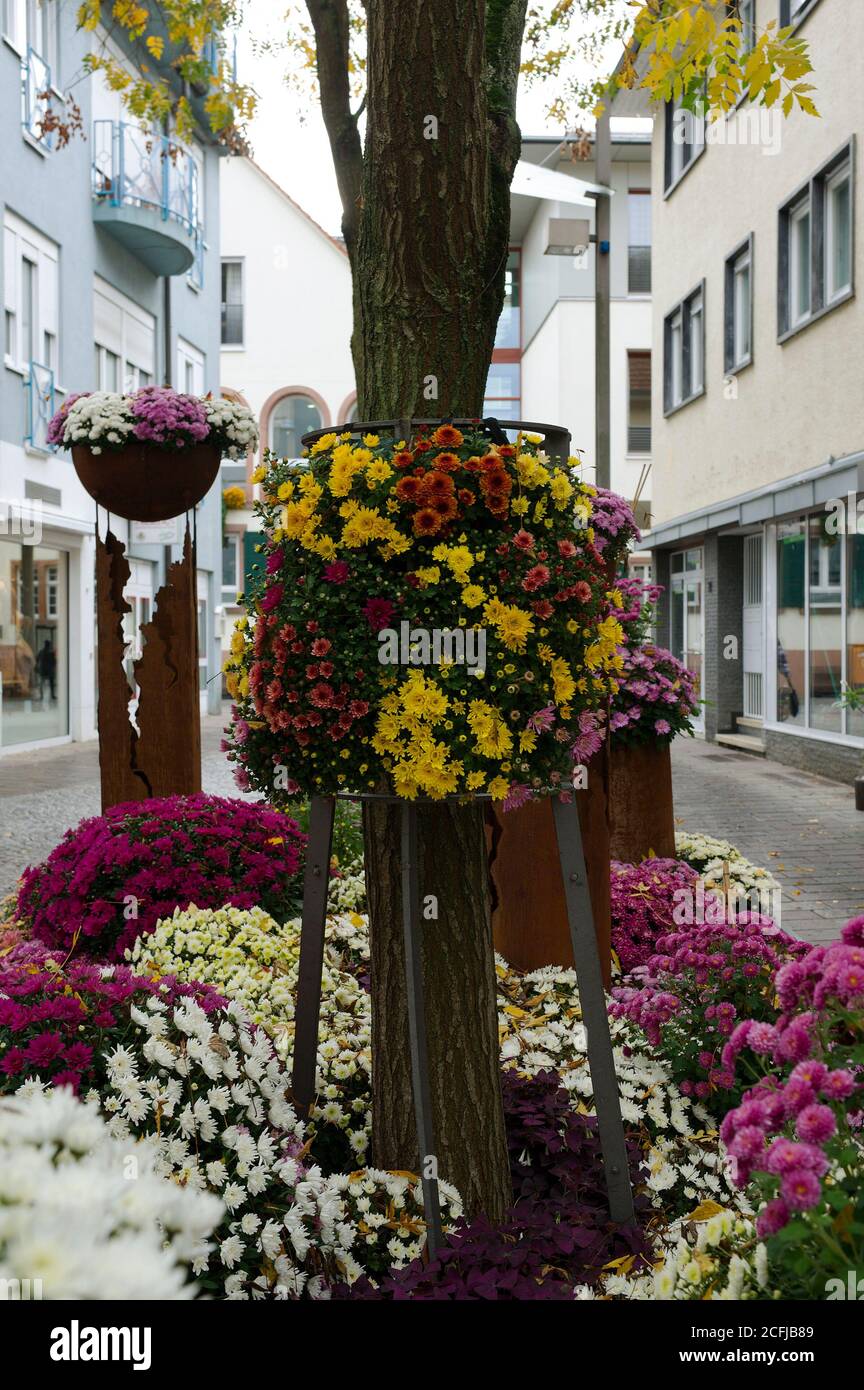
left=612, top=913, right=808, bottom=1114
left=0, top=952, right=224, bottom=1094
left=722, top=917, right=864, bottom=1235
left=610, top=857, right=699, bottom=973
left=17, top=794, right=306, bottom=960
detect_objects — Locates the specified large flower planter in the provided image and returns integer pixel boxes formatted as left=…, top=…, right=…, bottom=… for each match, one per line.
left=609, top=739, right=676, bottom=863
left=489, top=747, right=612, bottom=988
left=72, top=442, right=221, bottom=521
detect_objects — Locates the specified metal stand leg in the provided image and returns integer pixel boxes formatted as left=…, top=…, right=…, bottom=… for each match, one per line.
left=400, top=800, right=444, bottom=1259
left=551, top=796, right=635, bottom=1224
left=291, top=795, right=336, bottom=1112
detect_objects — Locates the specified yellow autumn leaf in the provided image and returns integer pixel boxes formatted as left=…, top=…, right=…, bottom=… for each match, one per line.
left=687, top=1200, right=727, bottom=1223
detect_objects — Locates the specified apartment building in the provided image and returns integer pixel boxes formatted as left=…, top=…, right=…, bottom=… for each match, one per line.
left=0, top=3, right=224, bottom=752
left=636, top=0, right=863, bottom=780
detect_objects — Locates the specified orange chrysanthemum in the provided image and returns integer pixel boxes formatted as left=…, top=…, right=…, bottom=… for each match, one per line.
left=395, top=476, right=424, bottom=503
left=433, top=451, right=460, bottom=472
left=413, top=507, right=443, bottom=536
left=431, top=494, right=458, bottom=520
left=393, top=450, right=416, bottom=469
left=432, top=424, right=464, bottom=447
left=423, top=470, right=455, bottom=498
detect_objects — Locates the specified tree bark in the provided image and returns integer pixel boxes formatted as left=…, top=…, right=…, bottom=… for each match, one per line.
left=308, top=0, right=529, bottom=1220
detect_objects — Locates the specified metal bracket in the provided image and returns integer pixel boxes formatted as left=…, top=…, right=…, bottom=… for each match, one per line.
left=290, top=789, right=634, bottom=1265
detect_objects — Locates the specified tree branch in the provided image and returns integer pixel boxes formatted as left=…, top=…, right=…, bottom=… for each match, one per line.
left=304, top=0, right=365, bottom=252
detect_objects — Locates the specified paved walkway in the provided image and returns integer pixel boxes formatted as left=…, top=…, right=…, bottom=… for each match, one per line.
left=0, top=713, right=241, bottom=899
left=1, top=719, right=860, bottom=944
left=671, top=738, right=864, bottom=944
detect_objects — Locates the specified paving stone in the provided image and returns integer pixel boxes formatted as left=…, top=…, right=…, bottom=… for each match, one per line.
left=671, top=738, right=863, bottom=945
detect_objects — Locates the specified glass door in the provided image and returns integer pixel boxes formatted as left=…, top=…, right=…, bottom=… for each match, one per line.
left=670, top=547, right=704, bottom=732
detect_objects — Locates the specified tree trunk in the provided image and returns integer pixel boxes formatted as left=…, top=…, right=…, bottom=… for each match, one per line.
left=310, top=0, right=529, bottom=1220
left=353, top=1, right=527, bottom=1220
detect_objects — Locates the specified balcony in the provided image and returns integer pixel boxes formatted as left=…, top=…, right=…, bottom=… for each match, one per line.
left=91, top=121, right=201, bottom=276
left=22, top=47, right=54, bottom=149
left=24, top=362, right=56, bottom=454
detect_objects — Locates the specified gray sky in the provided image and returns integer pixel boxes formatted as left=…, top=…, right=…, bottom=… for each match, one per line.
left=237, top=0, right=635, bottom=234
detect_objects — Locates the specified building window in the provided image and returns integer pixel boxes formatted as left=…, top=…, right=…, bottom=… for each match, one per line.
left=724, top=235, right=753, bottom=373
left=788, top=194, right=812, bottom=327
left=269, top=393, right=323, bottom=458
left=3, top=212, right=59, bottom=374
left=94, top=278, right=155, bottom=393
left=494, top=250, right=521, bottom=349
left=0, top=540, right=68, bottom=746
left=731, top=0, right=756, bottom=53
left=222, top=532, right=241, bottom=596
left=826, top=162, right=853, bottom=304
left=776, top=513, right=862, bottom=738
left=627, top=191, right=652, bottom=293
left=779, top=142, right=855, bottom=338
left=3, top=0, right=58, bottom=68
left=221, top=259, right=244, bottom=346
left=483, top=361, right=521, bottom=422
left=780, top=0, right=823, bottom=26
left=664, top=283, right=705, bottom=414
left=177, top=338, right=205, bottom=395
left=664, top=95, right=705, bottom=193
left=627, top=351, right=652, bottom=453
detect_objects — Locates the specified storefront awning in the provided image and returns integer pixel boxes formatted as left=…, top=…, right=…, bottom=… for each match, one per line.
left=643, top=449, right=864, bottom=549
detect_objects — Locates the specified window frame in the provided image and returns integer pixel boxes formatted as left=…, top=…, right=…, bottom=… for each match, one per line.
left=627, top=189, right=652, bottom=295
left=220, top=257, right=245, bottom=349
left=724, top=233, right=754, bottom=374
left=267, top=390, right=326, bottom=459
left=825, top=160, right=853, bottom=305
left=3, top=211, right=59, bottom=377
left=780, top=0, right=824, bottom=30
left=778, top=139, right=856, bottom=343
left=626, top=349, right=652, bottom=456
left=663, top=94, right=706, bottom=198
left=664, top=280, right=706, bottom=416
left=93, top=276, right=156, bottom=392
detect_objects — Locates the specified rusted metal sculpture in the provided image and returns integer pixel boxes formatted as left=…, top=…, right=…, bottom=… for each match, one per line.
left=95, top=524, right=201, bottom=811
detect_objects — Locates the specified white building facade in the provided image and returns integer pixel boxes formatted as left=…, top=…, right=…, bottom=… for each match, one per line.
left=218, top=156, right=356, bottom=668
left=512, top=131, right=654, bottom=537
left=1, top=9, right=225, bottom=754
left=640, top=0, right=863, bottom=780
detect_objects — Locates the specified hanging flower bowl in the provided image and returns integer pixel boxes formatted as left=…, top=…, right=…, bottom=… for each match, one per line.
left=223, top=416, right=627, bottom=805
left=49, top=387, right=258, bottom=522
left=71, top=440, right=222, bottom=522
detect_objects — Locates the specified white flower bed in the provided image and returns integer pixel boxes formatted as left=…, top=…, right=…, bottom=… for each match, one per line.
left=0, top=1086, right=223, bottom=1300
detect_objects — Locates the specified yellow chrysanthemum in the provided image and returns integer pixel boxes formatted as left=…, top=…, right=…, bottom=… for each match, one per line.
left=311, top=432, right=338, bottom=454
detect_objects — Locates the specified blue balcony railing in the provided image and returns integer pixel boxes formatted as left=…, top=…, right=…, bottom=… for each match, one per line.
left=24, top=363, right=56, bottom=453
left=204, top=32, right=238, bottom=83
left=22, top=47, right=54, bottom=148
left=91, top=120, right=200, bottom=241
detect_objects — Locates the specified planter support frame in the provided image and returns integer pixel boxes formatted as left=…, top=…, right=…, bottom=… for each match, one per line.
left=292, top=790, right=635, bottom=1257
